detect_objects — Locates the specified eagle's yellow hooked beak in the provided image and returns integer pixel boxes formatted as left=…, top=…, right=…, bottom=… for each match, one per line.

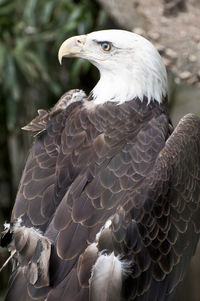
left=58, top=35, right=87, bottom=64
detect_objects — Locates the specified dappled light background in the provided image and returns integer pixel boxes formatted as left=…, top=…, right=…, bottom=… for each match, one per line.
left=0, top=0, right=200, bottom=300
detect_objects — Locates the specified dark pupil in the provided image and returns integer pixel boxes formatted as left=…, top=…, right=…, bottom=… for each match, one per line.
left=102, top=42, right=110, bottom=51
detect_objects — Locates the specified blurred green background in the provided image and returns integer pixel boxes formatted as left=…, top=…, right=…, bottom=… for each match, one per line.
left=0, top=0, right=200, bottom=300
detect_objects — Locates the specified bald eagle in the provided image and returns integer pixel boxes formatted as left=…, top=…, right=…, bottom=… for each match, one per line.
left=1, top=29, right=200, bottom=301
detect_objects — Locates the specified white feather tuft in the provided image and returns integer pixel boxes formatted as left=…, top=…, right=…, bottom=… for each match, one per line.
left=4, top=222, right=10, bottom=230
left=89, top=252, right=130, bottom=301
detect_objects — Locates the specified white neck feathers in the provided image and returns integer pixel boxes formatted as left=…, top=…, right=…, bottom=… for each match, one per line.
left=92, top=55, right=167, bottom=105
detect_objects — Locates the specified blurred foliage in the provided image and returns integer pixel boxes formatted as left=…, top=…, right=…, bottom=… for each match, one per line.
left=0, top=0, right=108, bottom=297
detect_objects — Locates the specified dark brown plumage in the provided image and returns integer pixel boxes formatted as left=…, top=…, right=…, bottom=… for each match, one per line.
left=2, top=89, right=200, bottom=301
left=1, top=29, right=200, bottom=301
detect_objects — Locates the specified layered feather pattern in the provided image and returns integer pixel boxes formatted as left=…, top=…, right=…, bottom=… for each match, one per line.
left=2, top=90, right=200, bottom=301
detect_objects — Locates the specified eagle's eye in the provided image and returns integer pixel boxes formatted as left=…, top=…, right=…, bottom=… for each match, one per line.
left=101, top=42, right=112, bottom=52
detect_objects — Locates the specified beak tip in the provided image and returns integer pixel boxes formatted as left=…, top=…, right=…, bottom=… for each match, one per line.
left=58, top=51, right=63, bottom=65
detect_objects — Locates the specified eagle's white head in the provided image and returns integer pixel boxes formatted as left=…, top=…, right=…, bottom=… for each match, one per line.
left=58, top=29, right=168, bottom=105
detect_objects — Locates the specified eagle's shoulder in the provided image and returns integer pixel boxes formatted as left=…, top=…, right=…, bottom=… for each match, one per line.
left=22, top=89, right=86, bottom=136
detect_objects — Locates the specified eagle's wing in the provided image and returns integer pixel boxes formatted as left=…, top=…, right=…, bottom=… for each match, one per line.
left=11, top=89, right=86, bottom=228
left=117, top=113, right=200, bottom=301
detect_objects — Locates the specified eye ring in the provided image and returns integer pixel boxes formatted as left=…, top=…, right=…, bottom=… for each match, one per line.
left=101, top=42, right=112, bottom=52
